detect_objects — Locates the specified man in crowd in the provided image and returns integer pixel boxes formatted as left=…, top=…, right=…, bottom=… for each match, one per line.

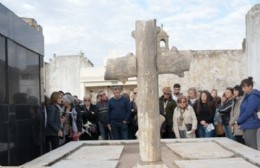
left=108, top=87, right=131, bottom=140
left=159, top=86, right=177, bottom=138
left=96, top=91, right=111, bottom=140
left=172, top=83, right=183, bottom=102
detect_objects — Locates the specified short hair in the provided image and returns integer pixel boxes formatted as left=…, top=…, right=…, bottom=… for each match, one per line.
left=173, top=83, right=181, bottom=88
left=63, top=94, right=75, bottom=104
left=240, top=77, right=254, bottom=87
left=188, top=87, right=197, bottom=96
left=177, top=95, right=188, bottom=104
left=113, top=86, right=121, bottom=92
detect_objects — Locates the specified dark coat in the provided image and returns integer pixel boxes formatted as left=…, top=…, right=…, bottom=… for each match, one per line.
left=194, top=101, right=216, bottom=124
left=46, top=104, right=62, bottom=136
left=81, top=104, right=98, bottom=125
left=159, top=96, right=177, bottom=126
left=219, top=98, right=234, bottom=125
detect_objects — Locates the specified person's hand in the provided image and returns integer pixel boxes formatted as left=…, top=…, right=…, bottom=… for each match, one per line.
left=58, top=130, right=63, bottom=137
left=107, top=124, right=111, bottom=131
left=200, top=120, right=206, bottom=125
left=191, top=129, right=196, bottom=134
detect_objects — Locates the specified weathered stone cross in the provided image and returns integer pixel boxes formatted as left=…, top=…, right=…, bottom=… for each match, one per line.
left=105, top=19, right=192, bottom=167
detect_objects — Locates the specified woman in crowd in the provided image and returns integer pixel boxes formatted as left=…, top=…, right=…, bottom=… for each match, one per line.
left=194, top=91, right=216, bottom=137
left=173, top=96, right=197, bottom=138
left=211, top=89, right=221, bottom=109
left=46, top=91, right=63, bottom=152
left=80, top=95, right=99, bottom=140
left=63, top=94, right=83, bottom=142
left=229, top=85, right=244, bottom=144
left=237, top=77, right=260, bottom=150
left=187, top=87, right=197, bottom=107
left=219, top=87, right=234, bottom=139
left=214, top=93, right=226, bottom=137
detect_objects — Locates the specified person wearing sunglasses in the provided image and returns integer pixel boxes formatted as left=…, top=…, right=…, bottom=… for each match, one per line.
left=80, top=95, right=98, bottom=140
left=96, top=90, right=112, bottom=140
left=159, top=86, right=177, bottom=138
left=173, top=96, right=197, bottom=138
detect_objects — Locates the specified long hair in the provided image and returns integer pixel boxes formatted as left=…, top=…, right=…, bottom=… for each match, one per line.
left=49, top=91, right=61, bottom=105
left=196, top=90, right=212, bottom=114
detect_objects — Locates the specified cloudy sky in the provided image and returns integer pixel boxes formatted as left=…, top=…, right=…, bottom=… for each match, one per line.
left=1, top=0, right=259, bottom=66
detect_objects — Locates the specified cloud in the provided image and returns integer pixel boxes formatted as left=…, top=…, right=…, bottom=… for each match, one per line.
left=0, top=0, right=258, bottom=66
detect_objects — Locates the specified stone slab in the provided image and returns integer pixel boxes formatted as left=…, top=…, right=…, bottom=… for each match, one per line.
left=167, top=141, right=234, bottom=159
left=175, top=158, right=258, bottom=168
left=50, top=145, right=124, bottom=168
left=51, top=160, right=118, bottom=168
left=66, top=145, right=124, bottom=161
left=213, top=138, right=260, bottom=167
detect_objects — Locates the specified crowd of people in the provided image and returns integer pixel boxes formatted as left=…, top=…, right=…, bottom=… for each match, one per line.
left=44, top=77, right=260, bottom=152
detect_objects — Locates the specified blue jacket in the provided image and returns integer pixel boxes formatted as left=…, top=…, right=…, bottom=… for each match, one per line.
left=46, top=104, right=62, bottom=136
left=108, top=96, right=131, bottom=123
left=238, top=89, right=260, bottom=129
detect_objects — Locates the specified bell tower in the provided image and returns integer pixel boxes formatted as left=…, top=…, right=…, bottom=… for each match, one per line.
left=157, top=24, right=169, bottom=54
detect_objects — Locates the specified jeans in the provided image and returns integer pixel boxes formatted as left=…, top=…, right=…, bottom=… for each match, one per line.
left=197, top=124, right=214, bottom=138
left=111, top=120, right=128, bottom=140
left=98, top=122, right=111, bottom=140
left=223, top=125, right=233, bottom=139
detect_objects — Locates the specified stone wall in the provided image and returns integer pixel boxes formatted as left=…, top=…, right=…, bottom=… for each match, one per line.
left=45, top=53, right=93, bottom=97
left=159, top=49, right=247, bottom=96
left=44, top=49, right=246, bottom=99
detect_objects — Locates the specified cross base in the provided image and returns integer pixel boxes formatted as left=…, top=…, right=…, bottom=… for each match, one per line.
left=134, top=161, right=168, bottom=168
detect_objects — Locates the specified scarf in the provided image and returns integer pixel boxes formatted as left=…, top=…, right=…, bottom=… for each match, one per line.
left=70, top=107, right=78, bottom=134
left=178, top=108, right=185, bottom=127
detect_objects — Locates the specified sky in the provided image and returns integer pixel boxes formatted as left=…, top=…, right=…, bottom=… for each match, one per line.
left=1, top=0, right=259, bottom=66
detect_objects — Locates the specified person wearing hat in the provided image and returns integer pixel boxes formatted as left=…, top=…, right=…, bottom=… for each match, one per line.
left=229, top=85, right=244, bottom=144
left=159, top=86, right=177, bottom=138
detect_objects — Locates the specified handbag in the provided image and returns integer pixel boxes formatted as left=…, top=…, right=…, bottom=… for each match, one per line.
left=185, top=123, right=192, bottom=131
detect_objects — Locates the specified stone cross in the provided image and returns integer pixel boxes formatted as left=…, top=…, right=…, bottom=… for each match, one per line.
left=105, top=19, right=192, bottom=167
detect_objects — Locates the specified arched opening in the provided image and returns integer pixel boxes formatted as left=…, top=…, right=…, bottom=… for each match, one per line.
left=160, top=40, right=166, bottom=48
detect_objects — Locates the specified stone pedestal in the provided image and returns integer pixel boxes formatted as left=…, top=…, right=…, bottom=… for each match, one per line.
left=134, top=161, right=168, bottom=168
left=246, top=4, right=260, bottom=89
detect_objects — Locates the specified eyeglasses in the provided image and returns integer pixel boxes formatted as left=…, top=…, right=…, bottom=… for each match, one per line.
left=99, top=93, right=106, bottom=97
left=133, top=92, right=137, bottom=94
left=164, top=93, right=171, bottom=95
left=179, top=101, right=187, bottom=104
left=84, top=99, right=91, bottom=102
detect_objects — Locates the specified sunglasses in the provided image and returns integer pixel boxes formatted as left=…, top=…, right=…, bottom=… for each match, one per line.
left=164, top=93, right=171, bottom=95
left=99, top=93, right=106, bottom=97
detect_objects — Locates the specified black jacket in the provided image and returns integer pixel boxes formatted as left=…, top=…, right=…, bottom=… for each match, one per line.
left=219, top=98, right=234, bottom=125
left=81, top=104, right=98, bottom=125
left=159, top=96, right=177, bottom=126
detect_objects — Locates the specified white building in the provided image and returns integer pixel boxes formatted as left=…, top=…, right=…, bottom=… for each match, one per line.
left=44, top=52, right=94, bottom=97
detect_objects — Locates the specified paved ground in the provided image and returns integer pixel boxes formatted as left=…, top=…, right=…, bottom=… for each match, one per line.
left=21, top=138, right=260, bottom=168
left=118, top=143, right=181, bottom=168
